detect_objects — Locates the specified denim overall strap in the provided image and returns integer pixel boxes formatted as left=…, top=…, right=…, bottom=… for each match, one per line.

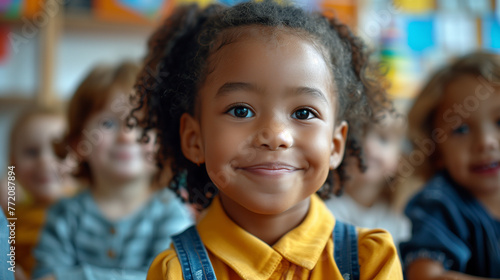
left=333, top=220, right=360, bottom=280
left=172, top=225, right=217, bottom=280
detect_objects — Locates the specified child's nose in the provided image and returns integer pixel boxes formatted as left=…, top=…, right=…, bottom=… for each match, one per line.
left=39, top=150, right=56, bottom=165
left=474, top=128, right=500, bottom=153
left=254, top=118, right=293, bottom=150
left=116, top=124, right=138, bottom=144
left=38, top=150, right=60, bottom=171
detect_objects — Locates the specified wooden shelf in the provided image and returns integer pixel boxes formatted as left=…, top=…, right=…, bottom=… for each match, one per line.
left=2, top=0, right=159, bottom=107
left=64, top=13, right=157, bottom=34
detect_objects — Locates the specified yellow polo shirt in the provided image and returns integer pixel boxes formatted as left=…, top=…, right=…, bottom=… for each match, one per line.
left=147, top=194, right=403, bottom=279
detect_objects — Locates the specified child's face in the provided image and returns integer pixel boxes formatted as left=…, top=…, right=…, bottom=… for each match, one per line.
left=181, top=30, right=347, bottom=214
left=348, top=118, right=402, bottom=185
left=434, top=75, right=500, bottom=195
left=80, top=93, right=154, bottom=182
left=13, top=115, right=66, bottom=202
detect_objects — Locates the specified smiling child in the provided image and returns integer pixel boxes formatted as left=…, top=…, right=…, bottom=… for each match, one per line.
left=136, top=1, right=403, bottom=279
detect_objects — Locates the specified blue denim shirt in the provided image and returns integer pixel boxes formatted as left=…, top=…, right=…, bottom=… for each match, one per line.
left=400, top=172, right=500, bottom=277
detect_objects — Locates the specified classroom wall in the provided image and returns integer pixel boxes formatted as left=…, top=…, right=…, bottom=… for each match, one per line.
left=0, top=26, right=150, bottom=171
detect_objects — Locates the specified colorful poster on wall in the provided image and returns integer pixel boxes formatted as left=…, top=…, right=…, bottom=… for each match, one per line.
left=465, top=0, right=490, bottom=16
left=292, top=0, right=319, bottom=11
left=93, top=0, right=173, bottom=24
left=435, top=12, right=476, bottom=55
left=482, top=15, right=500, bottom=50
left=496, top=0, right=500, bottom=20
left=379, top=22, right=420, bottom=99
left=0, top=0, right=22, bottom=19
left=321, top=0, right=356, bottom=28
left=394, top=0, right=434, bottom=14
left=216, top=0, right=247, bottom=6
left=406, top=16, right=435, bottom=52
left=174, top=0, right=214, bottom=7
left=119, top=0, right=164, bottom=17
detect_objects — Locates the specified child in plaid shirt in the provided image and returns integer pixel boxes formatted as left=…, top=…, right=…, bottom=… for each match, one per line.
left=32, top=62, right=193, bottom=280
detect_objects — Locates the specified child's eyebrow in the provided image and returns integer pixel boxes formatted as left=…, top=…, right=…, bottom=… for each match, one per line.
left=293, top=86, right=329, bottom=105
left=216, top=82, right=258, bottom=98
left=215, top=82, right=329, bottom=105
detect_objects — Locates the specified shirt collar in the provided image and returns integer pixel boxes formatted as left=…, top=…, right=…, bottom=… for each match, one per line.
left=197, top=194, right=334, bottom=279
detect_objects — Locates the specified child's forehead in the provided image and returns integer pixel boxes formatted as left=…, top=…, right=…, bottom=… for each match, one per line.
left=16, top=115, right=65, bottom=145
left=20, top=114, right=64, bottom=131
left=441, top=74, right=498, bottom=104
left=199, top=29, right=338, bottom=106
left=209, top=25, right=327, bottom=63
left=433, top=74, right=500, bottom=123
left=89, top=91, right=130, bottom=117
left=445, top=74, right=481, bottom=89
left=207, top=26, right=333, bottom=79
left=371, top=120, right=404, bottom=137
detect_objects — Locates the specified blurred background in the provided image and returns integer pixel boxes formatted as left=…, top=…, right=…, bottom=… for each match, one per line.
left=1, top=0, right=500, bottom=172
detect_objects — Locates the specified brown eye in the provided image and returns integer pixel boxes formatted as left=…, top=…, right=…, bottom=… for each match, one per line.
left=452, top=124, right=469, bottom=135
left=292, top=108, right=315, bottom=120
left=227, top=106, right=255, bottom=118
left=101, top=118, right=117, bottom=129
left=23, top=147, right=40, bottom=158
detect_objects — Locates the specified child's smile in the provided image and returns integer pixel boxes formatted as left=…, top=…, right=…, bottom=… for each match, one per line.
left=181, top=28, right=347, bottom=216
left=470, top=161, right=500, bottom=174
left=235, top=161, right=301, bottom=177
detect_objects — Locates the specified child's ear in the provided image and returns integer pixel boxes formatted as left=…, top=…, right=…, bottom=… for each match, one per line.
left=330, top=121, right=348, bottom=170
left=180, top=113, right=204, bottom=165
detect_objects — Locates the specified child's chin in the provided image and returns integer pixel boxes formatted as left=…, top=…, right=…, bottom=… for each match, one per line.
left=110, top=169, right=144, bottom=181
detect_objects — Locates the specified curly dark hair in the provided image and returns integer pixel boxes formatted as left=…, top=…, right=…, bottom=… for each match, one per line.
left=134, top=0, right=392, bottom=209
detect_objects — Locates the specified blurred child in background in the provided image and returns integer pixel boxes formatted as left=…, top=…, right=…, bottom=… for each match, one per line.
left=32, top=61, right=193, bottom=280
left=324, top=112, right=411, bottom=246
left=401, top=52, right=500, bottom=279
left=1, top=105, right=76, bottom=279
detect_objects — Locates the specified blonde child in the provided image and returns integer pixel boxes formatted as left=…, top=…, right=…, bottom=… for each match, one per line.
left=1, top=105, right=75, bottom=279
left=135, top=1, right=403, bottom=279
left=32, top=62, right=193, bottom=279
left=400, top=52, right=500, bottom=279
left=324, top=112, right=411, bottom=246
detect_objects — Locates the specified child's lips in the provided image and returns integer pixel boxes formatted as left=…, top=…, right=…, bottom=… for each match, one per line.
left=114, top=152, right=133, bottom=160
left=36, top=173, right=59, bottom=185
left=470, top=161, right=500, bottom=175
left=238, top=162, right=299, bottom=176
left=112, top=147, right=141, bottom=160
